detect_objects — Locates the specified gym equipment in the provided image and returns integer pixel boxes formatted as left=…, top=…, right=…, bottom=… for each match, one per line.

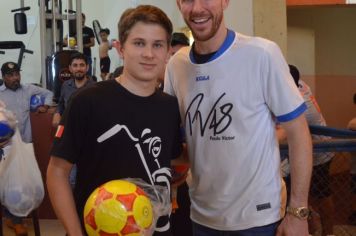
left=46, top=50, right=78, bottom=103
left=92, top=57, right=97, bottom=81
left=11, top=1, right=31, bottom=34
left=92, top=19, right=102, bottom=44
left=0, top=41, right=33, bottom=68
left=39, top=0, right=83, bottom=100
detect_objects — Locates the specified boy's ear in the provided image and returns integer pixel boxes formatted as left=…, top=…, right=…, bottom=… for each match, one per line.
left=113, top=40, right=124, bottom=59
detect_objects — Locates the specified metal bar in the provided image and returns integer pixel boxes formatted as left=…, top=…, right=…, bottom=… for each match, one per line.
left=52, top=0, right=57, bottom=53
left=39, top=0, right=47, bottom=88
left=76, top=0, right=83, bottom=53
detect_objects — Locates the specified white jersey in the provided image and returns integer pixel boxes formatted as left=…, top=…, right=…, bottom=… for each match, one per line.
left=164, top=31, right=306, bottom=230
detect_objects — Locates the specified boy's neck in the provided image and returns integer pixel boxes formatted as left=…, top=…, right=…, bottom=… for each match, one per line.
left=116, top=75, right=156, bottom=97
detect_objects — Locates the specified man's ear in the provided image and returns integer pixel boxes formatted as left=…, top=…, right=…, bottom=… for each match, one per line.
left=113, top=40, right=124, bottom=59
left=223, top=0, right=230, bottom=10
left=176, top=0, right=182, bottom=11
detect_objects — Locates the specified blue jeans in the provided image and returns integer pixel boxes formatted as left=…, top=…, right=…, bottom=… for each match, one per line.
left=192, top=221, right=280, bottom=236
left=86, top=57, right=92, bottom=76
left=69, top=164, right=77, bottom=188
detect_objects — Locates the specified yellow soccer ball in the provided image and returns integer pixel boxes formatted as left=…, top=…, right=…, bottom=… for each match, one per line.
left=84, top=180, right=154, bottom=236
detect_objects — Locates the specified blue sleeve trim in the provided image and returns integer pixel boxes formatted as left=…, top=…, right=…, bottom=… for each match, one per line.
left=276, top=103, right=307, bottom=122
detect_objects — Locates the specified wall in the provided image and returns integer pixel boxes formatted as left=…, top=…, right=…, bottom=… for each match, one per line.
left=0, top=1, right=41, bottom=84
left=287, top=6, right=356, bottom=127
left=253, top=0, right=287, bottom=56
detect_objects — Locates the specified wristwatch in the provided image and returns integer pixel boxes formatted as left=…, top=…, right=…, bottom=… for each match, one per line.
left=286, top=206, right=310, bottom=220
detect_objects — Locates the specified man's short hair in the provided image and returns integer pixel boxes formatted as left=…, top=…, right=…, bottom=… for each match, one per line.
left=118, top=5, right=173, bottom=46
left=100, top=28, right=110, bottom=35
left=288, top=64, right=300, bottom=87
left=171, top=32, right=190, bottom=47
left=69, top=52, right=88, bottom=65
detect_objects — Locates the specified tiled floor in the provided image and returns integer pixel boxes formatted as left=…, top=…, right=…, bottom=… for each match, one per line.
left=1, top=219, right=65, bottom=236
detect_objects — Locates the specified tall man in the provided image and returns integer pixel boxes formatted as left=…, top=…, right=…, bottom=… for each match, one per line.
left=0, top=61, right=53, bottom=236
left=66, top=13, right=95, bottom=76
left=164, top=1, right=313, bottom=235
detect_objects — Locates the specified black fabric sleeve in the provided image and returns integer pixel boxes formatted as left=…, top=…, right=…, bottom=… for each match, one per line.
left=51, top=91, right=90, bottom=163
left=171, top=98, right=183, bottom=160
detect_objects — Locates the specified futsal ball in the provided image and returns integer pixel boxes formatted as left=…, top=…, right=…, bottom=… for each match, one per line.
left=84, top=180, right=154, bottom=236
left=30, top=94, right=45, bottom=111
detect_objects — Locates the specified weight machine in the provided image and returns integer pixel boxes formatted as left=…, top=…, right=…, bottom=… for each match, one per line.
left=39, top=0, right=83, bottom=102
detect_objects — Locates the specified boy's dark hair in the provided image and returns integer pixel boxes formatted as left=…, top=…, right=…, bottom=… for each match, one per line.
left=354, top=93, right=356, bottom=104
left=288, top=64, right=300, bottom=87
left=100, top=28, right=110, bottom=35
left=118, top=5, right=173, bottom=46
left=69, top=52, right=88, bottom=65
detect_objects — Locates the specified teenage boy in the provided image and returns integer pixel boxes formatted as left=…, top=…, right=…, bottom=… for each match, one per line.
left=47, top=5, right=183, bottom=236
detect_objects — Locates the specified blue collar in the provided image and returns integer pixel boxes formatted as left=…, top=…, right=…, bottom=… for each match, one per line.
left=190, top=29, right=235, bottom=64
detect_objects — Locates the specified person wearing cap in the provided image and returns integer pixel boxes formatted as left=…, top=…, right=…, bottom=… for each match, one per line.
left=0, top=61, right=53, bottom=235
left=348, top=93, right=356, bottom=225
left=156, top=32, right=191, bottom=91
left=170, top=32, right=190, bottom=56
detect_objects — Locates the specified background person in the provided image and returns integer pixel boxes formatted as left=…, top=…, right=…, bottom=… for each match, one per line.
left=0, top=61, right=53, bottom=236
left=52, top=52, right=95, bottom=128
left=347, top=93, right=356, bottom=225
left=65, top=13, right=95, bottom=76
left=99, top=28, right=112, bottom=80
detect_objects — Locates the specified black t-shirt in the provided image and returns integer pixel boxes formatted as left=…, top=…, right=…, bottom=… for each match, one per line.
left=51, top=80, right=182, bottom=235
left=81, top=26, right=95, bottom=58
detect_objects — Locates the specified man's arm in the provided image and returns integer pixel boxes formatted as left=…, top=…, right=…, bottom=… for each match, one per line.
left=47, top=156, right=85, bottom=236
left=84, top=37, right=95, bottom=48
left=277, top=114, right=312, bottom=236
left=348, top=117, right=356, bottom=130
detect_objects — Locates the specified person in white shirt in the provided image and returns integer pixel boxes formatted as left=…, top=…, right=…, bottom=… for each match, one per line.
left=164, top=1, right=313, bottom=235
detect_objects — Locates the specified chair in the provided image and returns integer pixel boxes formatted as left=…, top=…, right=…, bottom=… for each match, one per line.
left=0, top=203, right=41, bottom=236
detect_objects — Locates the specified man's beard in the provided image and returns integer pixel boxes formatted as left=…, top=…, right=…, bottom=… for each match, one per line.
left=73, top=73, right=85, bottom=81
left=186, top=11, right=224, bottom=42
left=5, top=81, right=20, bottom=91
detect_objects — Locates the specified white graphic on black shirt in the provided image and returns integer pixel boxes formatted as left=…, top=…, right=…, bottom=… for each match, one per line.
left=97, top=124, right=171, bottom=232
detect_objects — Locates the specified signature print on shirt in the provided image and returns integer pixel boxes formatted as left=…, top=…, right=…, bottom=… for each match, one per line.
left=185, top=93, right=233, bottom=137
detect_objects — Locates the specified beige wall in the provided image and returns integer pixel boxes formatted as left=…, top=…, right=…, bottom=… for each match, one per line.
left=253, top=0, right=287, bottom=56
left=287, top=6, right=356, bottom=128
left=288, top=6, right=356, bottom=75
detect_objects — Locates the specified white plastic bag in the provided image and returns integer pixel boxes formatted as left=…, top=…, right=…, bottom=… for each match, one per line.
left=0, top=129, right=44, bottom=217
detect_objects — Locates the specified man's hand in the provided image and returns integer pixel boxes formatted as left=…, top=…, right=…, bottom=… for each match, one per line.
left=52, top=113, right=61, bottom=127
left=276, top=214, right=309, bottom=236
left=36, top=105, right=49, bottom=113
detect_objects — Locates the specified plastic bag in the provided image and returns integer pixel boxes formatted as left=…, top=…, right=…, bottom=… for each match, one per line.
left=0, top=107, right=17, bottom=176
left=83, top=178, right=171, bottom=236
left=0, top=129, right=44, bottom=217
